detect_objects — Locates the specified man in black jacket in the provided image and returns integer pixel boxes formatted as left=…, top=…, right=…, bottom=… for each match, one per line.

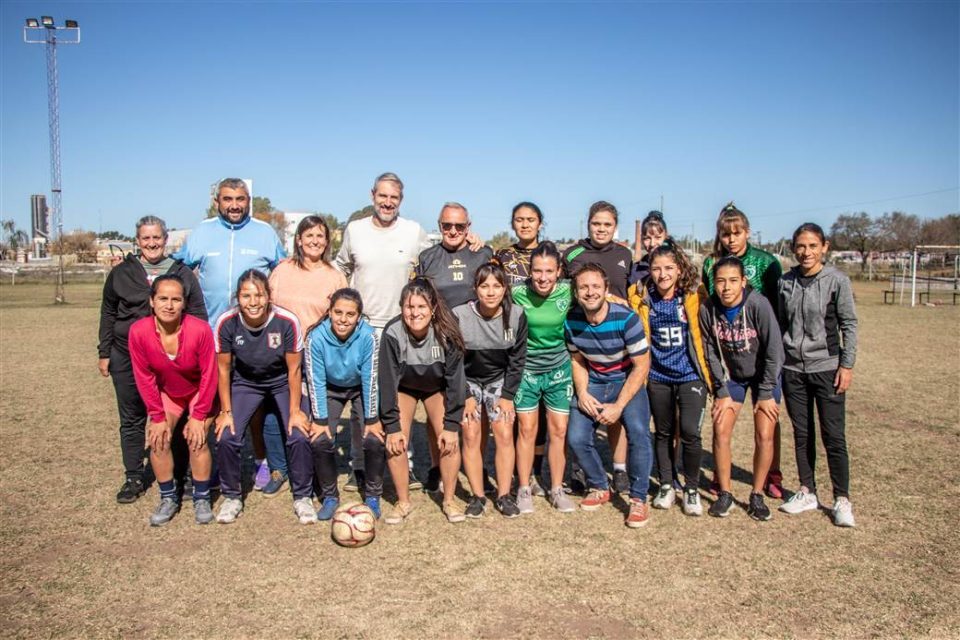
left=97, top=215, right=206, bottom=503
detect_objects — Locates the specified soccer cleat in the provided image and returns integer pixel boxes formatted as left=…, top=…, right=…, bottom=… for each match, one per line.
left=465, top=496, right=487, bottom=519
left=384, top=501, right=413, bottom=525
left=116, top=478, right=145, bottom=504
left=149, top=497, right=180, bottom=527
left=293, top=497, right=317, bottom=525
left=495, top=495, right=521, bottom=518
left=549, top=487, right=575, bottom=513
left=364, top=496, right=382, bottom=519
left=747, top=492, right=772, bottom=521
left=193, top=499, right=214, bottom=525
left=443, top=501, right=466, bottom=524
left=780, top=488, right=819, bottom=515
left=764, top=470, right=785, bottom=500
left=516, top=486, right=534, bottom=515
left=653, top=486, right=676, bottom=510
left=580, top=488, right=611, bottom=512
left=216, top=497, right=243, bottom=524
left=682, top=489, right=703, bottom=517
left=316, top=497, right=339, bottom=521
left=253, top=460, right=270, bottom=491
left=612, top=469, right=630, bottom=494
left=262, top=471, right=288, bottom=498
left=832, top=497, right=856, bottom=528
left=626, top=498, right=650, bottom=528
left=708, top=491, right=735, bottom=518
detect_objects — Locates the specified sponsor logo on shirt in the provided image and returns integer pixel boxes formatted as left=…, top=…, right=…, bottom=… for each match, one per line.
left=235, top=336, right=244, bottom=346
left=556, top=298, right=570, bottom=313
left=617, top=260, right=626, bottom=268
left=268, top=332, right=282, bottom=349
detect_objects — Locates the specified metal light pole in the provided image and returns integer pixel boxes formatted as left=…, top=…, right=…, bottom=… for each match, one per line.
left=24, top=17, right=80, bottom=304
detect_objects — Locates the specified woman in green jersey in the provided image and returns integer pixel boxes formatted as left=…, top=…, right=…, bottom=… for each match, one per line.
left=511, top=242, right=576, bottom=515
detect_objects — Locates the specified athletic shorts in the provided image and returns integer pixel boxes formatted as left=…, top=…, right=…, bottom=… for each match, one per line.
left=160, top=390, right=212, bottom=421
left=725, top=377, right=782, bottom=404
left=398, top=386, right=440, bottom=402
left=466, top=378, right=505, bottom=421
left=514, top=361, right=573, bottom=415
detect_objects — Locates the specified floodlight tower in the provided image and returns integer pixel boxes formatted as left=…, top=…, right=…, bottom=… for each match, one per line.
left=24, top=16, right=80, bottom=304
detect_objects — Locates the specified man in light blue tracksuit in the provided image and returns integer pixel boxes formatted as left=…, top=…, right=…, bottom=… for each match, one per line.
left=174, top=178, right=288, bottom=493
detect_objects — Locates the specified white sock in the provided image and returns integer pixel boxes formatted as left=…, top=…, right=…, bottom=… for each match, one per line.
left=613, top=463, right=627, bottom=472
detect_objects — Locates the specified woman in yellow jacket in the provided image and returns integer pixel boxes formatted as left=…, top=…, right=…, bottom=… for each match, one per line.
left=628, top=239, right=712, bottom=516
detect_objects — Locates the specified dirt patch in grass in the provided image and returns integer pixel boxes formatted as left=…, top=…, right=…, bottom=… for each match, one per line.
left=1, top=282, right=958, bottom=639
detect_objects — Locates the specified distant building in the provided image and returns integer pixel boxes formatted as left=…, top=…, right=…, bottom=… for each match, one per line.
left=31, top=194, right=49, bottom=258
left=167, top=228, right=191, bottom=253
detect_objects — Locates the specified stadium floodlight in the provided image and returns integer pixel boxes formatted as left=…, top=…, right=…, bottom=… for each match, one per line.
left=23, top=17, right=81, bottom=304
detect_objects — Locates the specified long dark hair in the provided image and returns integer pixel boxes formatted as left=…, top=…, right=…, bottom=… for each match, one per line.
left=400, top=277, right=465, bottom=352
left=648, top=237, right=699, bottom=294
left=292, top=215, right=333, bottom=268
left=791, top=222, right=827, bottom=248
left=473, top=262, right=513, bottom=334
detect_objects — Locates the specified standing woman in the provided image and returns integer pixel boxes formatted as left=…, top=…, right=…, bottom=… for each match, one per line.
left=98, top=216, right=206, bottom=503
left=380, top=278, right=466, bottom=524
left=628, top=210, right=669, bottom=286
left=453, top=263, right=528, bottom=518
left=629, top=240, right=712, bottom=516
left=511, top=242, right=576, bottom=514
left=702, top=203, right=786, bottom=498
left=699, top=257, right=784, bottom=521
left=213, top=270, right=316, bottom=525
left=304, top=288, right=386, bottom=520
left=128, top=274, right=218, bottom=526
left=778, top=223, right=858, bottom=527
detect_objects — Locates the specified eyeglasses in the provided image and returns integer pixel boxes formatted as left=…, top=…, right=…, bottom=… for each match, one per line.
left=440, top=222, right=468, bottom=232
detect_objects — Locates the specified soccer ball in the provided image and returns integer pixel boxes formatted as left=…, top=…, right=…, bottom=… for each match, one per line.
left=331, top=502, right=376, bottom=547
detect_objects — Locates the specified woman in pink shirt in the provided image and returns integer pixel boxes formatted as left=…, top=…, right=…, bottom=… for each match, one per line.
left=128, top=274, right=218, bottom=527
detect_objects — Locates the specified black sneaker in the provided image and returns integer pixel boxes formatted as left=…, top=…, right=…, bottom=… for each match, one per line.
left=495, top=495, right=520, bottom=518
left=565, top=466, right=587, bottom=495
left=465, top=495, right=487, bottom=518
left=424, top=466, right=442, bottom=494
left=747, top=492, right=772, bottom=521
left=344, top=470, right=365, bottom=493
left=408, top=467, right=423, bottom=491
left=612, top=469, right=629, bottom=494
left=709, top=491, right=735, bottom=518
left=482, top=470, right=496, bottom=495
left=116, top=478, right=145, bottom=504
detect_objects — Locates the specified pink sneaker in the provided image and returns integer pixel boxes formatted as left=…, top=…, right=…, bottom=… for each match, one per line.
left=764, top=470, right=784, bottom=500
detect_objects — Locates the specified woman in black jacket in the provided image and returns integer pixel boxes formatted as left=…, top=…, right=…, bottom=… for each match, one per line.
left=97, top=215, right=206, bottom=503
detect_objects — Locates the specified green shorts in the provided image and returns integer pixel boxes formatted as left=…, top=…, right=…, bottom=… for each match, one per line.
left=514, top=360, right=573, bottom=415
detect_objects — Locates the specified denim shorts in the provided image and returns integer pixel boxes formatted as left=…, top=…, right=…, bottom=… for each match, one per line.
left=725, top=377, right=782, bottom=404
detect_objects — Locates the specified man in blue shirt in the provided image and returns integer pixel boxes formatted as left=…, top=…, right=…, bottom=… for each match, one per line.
left=174, top=178, right=288, bottom=494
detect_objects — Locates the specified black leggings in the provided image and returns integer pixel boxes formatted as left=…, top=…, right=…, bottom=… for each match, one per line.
left=648, top=379, right=707, bottom=489
left=782, top=369, right=850, bottom=498
left=311, top=385, right=385, bottom=498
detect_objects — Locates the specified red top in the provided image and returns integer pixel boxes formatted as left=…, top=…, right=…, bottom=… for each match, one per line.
left=128, top=314, right=218, bottom=423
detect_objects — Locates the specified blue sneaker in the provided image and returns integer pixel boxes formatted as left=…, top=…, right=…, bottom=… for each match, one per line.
left=364, top=496, right=382, bottom=519
left=262, top=470, right=288, bottom=499
left=317, top=497, right=339, bottom=521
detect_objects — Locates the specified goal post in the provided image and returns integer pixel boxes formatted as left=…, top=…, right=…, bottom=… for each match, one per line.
left=910, top=245, right=960, bottom=307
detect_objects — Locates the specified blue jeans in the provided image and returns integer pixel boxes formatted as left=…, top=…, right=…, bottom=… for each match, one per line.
left=568, top=380, right=652, bottom=500
left=263, top=407, right=289, bottom=475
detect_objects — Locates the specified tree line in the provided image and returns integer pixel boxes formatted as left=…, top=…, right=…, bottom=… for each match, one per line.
left=829, top=212, right=960, bottom=272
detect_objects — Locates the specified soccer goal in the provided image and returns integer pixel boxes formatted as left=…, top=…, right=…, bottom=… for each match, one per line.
left=908, top=245, right=960, bottom=307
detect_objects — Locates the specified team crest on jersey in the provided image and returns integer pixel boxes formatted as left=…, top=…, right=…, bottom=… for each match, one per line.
left=504, top=328, right=514, bottom=342
left=677, top=305, right=687, bottom=323
left=555, top=298, right=570, bottom=313
left=745, top=264, right=757, bottom=281
left=268, top=333, right=282, bottom=349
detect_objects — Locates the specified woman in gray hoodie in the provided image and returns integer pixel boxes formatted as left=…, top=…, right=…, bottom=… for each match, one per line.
left=777, top=223, right=858, bottom=527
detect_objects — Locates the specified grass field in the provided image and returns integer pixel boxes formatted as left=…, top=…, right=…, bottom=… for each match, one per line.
left=1, top=281, right=958, bottom=639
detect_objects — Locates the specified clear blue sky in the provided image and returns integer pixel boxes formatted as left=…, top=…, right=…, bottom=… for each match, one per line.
left=2, top=1, right=957, bottom=244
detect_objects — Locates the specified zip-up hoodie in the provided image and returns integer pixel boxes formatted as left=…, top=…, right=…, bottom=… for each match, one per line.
left=699, top=287, right=784, bottom=400
left=778, top=265, right=858, bottom=373
left=173, top=213, right=285, bottom=328
left=628, top=282, right=713, bottom=390
left=98, top=254, right=207, bottom=358
left=562, top=238, right=633, bottom=298
left=303, top=318, right=379, bottom=427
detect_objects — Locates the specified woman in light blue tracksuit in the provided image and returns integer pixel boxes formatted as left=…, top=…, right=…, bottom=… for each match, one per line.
left=304, top=288, right=386, bottom=520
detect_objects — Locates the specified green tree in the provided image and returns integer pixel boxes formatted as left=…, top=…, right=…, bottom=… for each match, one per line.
left=1, top=220, right=30, bottom=259
left=830, top=212, right=878, bottom=272
left=876, top=211, right=922, bottom=252
left=489, top=231, right=514, bottom=252
left=347, top=205, right=375, bottom=223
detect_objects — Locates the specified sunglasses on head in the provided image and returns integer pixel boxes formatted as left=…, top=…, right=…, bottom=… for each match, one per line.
left=441, top=222, right=468, bottom=232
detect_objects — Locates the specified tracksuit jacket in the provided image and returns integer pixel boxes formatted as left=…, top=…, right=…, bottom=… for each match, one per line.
left=778, top=265, right=858, bottom=374
left=303, top=318, right=380, bottom=428
left=699, top=287, right=784, bottom=400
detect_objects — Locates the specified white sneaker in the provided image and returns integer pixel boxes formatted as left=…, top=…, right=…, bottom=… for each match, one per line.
left=779, top=488, right=819, bottom=515
left=653, top=486, right=676, bottom=510
left=832, top=497, right=855, bottom=527
left=216, top=497, right=243, bottom=524
left=516, top=486, right=534, bottom=514
left=549, top=487, right=576, bottom=513
left=293, top=497, right=317, bottom=525
left=682, top=489, right=703, bottom=516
